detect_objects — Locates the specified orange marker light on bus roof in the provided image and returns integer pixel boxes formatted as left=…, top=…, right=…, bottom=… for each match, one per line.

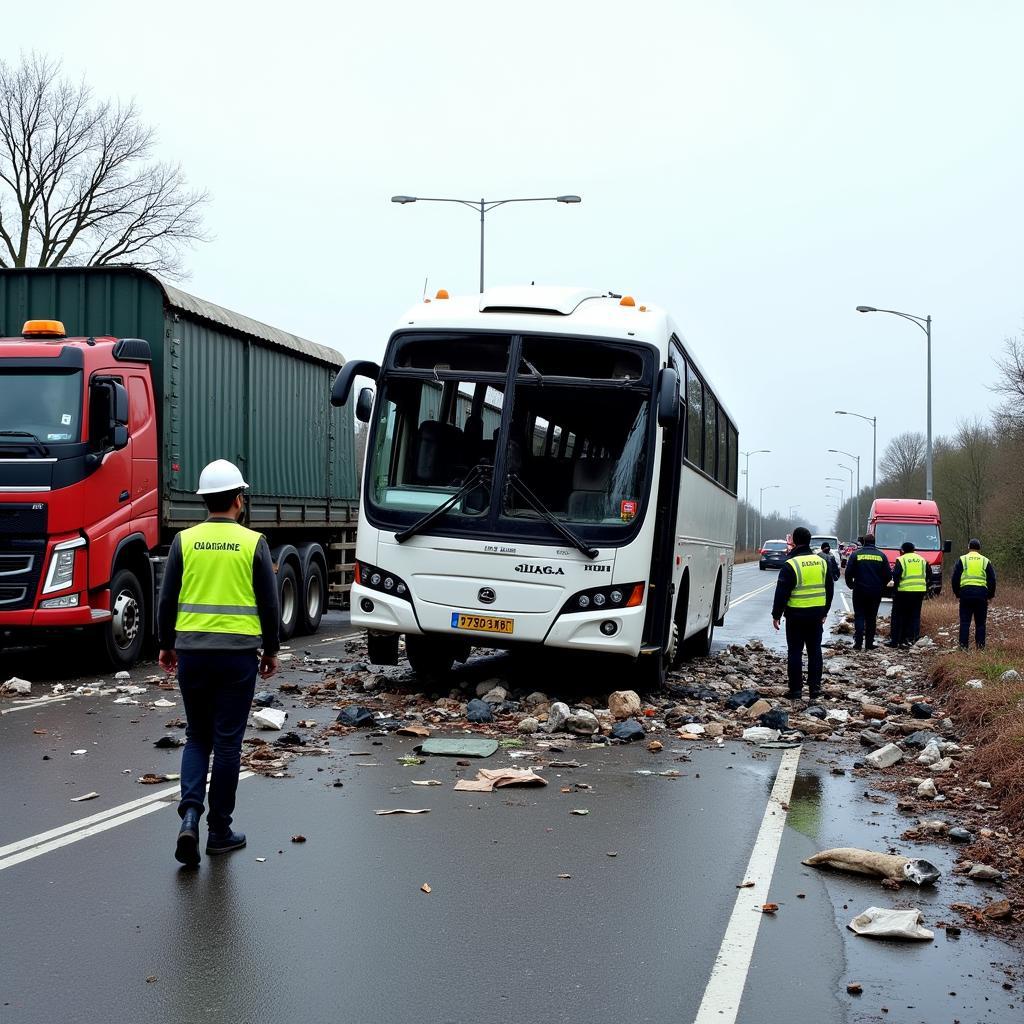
left=435, top=289, right=450, bottom=300
left=22, top=319, right=66, bottom=338
left=619, top=296, right=635, bottom=307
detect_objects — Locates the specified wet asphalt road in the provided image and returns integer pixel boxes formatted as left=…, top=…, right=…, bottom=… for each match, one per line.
left=1, top=570, right=1019, bottom=1024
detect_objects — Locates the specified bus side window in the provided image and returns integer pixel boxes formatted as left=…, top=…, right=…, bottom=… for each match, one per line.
left=727, top=424, right=739, bottom=493
left=703, top=389, right=717, bottom=478
left=686, top=364, right=702, bottom=464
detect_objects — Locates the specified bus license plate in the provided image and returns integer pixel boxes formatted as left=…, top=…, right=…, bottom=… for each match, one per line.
left=451, top=612, right=514, bottom=635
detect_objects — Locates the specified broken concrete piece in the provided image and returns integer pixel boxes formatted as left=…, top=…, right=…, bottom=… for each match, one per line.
left=916, top=779, right=938, bottom=798
left=418, top=738, right=498, bottom=758
left=864, top=743, right=903, bottom=768
left=252, top=708, right=287, bottom=730
left=565, top=711, right=599, bottom=735
left=2, top=677, right=31, bottom=695
left=930, top=757, right=954, bottom=773
left=742, top=727, right=780, bottom=744
left=608, top=690, right=642, bottom=720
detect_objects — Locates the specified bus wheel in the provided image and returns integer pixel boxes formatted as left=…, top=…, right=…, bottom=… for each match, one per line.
left=367, top=631, right=399, bottom=666
left=405, top=634, right=455, bottom=683
left=633, top=648, right=668, bottom=690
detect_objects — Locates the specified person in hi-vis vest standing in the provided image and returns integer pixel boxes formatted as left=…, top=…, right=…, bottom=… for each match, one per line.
left=889, top=541, right=927, bottom=647
left=771, top=526, right=835, bottom=699
left=951, top=538, right=996, bottom=649
left=158, top=460, right=280, bottom=867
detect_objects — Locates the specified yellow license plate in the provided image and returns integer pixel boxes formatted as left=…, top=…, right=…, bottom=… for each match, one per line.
left=451, top=612, right=514, bottom=635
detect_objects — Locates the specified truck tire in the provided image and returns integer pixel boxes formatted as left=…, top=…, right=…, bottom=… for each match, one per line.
left=299, top=560, right=326, bottom=635
left=404, top=634, right=455, bottom=683
left=277, top=562, right=299, bottom=642
left=102, top=568, right=146, bottom=669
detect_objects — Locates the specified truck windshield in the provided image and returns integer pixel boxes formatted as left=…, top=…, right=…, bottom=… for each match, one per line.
left=875, top=522, right=941, bottom=551
left=0, top=371, right=82, bottom=443
left=365, top=333, right=655, bottom=535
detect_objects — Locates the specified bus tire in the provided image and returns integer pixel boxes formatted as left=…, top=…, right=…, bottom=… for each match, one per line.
left=100, top=568, right=147, bottom=669
left=277, top=562, right=300, bottom=642
left=299, top=559, right=326, bottom=635
left=367, top=631, right=399, bottom=666
left=405, top=634, right=455, bottom=683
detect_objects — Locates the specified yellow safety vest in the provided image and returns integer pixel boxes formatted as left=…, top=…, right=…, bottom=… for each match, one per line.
left=175, top=521, right=262, bottom=639
left=959, top=552, right=989, bottom=590
left=786, top=554, right=827, bottom=609
left=896, top=552, right=928, bottom=593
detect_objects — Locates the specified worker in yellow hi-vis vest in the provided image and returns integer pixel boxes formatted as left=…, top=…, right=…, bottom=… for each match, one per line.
left=890, top=541, right=927, bottom=648
left=951, top=538, right=996, bottom=649
left=157, top=460, right=280, bottom=867
left=771, top=526, right=836, bottom=699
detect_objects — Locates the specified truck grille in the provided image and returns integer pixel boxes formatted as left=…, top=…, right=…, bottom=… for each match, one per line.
left=0, top=586, right=27, bottom=605
left=0, top=543, right=43, bottom=610
left=0, top=554, right=33, bottom=576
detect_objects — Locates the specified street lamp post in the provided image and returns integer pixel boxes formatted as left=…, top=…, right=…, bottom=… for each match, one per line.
left=856, top=306, right=933, bottom=499
left=825, top=482, right=844, bottom=531
left=835, top=410, right=877, bottom=499
left=741, top=449, right=771, bottom=550
left=758, top=484, right=779, bottom=549
left=392, top=193, right=582, bottom=293
left=836, top=462, right=855, bottom=540
left=830, top=448, right=861, bottom=538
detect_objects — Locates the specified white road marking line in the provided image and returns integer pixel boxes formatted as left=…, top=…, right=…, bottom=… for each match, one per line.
left=692, top=746, right=802, bottom=1024
left=0, top=694, right=73, bottom=715
left=0, top=803, right=169, bottom=870
left=728, top=581, right=776, bottom=608
left=841, top=593, right=852, bottom=613
left=0, top=771, right=255, bottom=863
left=316, top=632, right=361, bottom=646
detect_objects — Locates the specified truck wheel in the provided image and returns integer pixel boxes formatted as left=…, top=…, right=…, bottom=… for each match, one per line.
left=277, top=562, right=299, bottom=642
left=299, top=560, right=326, bottom=635
left=367, top=631, right=400, bottom=666
left=404, top=634, right=455, bottom=683
left=102, top=568, right=146, bottom=669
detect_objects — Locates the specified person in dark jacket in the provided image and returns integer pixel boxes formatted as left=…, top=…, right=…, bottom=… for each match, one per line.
left=951, top=538, right=996, bottom=649
left=819, top=542, right=841, bottom=582
left=158, top=460, right=281, bottom=867
left=772, top=526, right=835, bottom=699
left=844, top=532, right=893, bottom=650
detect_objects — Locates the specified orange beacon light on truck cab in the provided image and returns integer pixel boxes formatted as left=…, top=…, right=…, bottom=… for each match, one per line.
left=22, top=319, right=66, bottom=338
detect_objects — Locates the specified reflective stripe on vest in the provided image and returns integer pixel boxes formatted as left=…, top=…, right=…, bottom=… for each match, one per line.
left=959, top=552, right=989, bottom=589
left=175, top=521, right=262, bottom=638
left=786, top=554, right=827, bottom=609
left=897, top=552, right=928, bottom=593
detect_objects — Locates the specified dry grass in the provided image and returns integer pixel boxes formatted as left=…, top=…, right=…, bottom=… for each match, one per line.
left=928, top=592, right=1024, bottom=827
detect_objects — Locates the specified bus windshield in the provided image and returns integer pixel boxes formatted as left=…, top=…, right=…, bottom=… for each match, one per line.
left=875, top=522, right=941, bottom=551
left=365, top=333, right=654, bottom=534
left=0, top=370, right=82, bottom=443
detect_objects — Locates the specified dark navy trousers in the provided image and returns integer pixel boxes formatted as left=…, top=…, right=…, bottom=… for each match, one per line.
left=177, top=651, right=258, bottom=832
left=959, top=597, right=988, bottom=649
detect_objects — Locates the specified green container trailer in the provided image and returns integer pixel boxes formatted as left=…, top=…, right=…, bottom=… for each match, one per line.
left=0, top=268, right=358, bottom=665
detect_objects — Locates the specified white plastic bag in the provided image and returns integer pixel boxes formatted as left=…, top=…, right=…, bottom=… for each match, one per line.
left=848, top=906, right=933, bottom=941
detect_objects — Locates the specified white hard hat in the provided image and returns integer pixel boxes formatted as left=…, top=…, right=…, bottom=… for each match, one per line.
left=196, top=459, right=250, bottom=495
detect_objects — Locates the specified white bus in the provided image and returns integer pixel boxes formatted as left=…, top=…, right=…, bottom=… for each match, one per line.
left=332, top=286, right=738, bottom=686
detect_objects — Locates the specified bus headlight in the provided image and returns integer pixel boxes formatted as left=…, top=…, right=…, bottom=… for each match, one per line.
left=562, top=582, right=644, bottom=616
left=356, top=562, right=412, bottom=602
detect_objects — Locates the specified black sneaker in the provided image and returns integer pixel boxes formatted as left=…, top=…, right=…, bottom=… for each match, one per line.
left=175, top=809, right=201, bottom=867
left=852, top=642, right=863, bottom=651
left=206, top=829, right=246, bottom=855
left=785, top=691, right=802, bottom=700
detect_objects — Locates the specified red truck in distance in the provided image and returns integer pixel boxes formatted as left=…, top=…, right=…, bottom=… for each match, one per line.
left=866, top=498, right=951, bottom=595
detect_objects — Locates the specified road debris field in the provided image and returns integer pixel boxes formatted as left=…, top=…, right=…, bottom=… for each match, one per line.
left=1, top=567, right=1021, bottom=1024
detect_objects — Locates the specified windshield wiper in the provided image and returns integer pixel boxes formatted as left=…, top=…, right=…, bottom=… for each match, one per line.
left=0, top=431, right=49, bottom=456
left=506, top=473, right=598, bottom=559
left=394, top=464, right=492, bottom=544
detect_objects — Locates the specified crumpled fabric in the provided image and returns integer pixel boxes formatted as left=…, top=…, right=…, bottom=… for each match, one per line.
left=804, top=848, right=940, bottom=885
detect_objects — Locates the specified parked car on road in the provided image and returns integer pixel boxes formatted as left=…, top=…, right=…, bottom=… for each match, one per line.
left=759, top=539, right=789, bottom=570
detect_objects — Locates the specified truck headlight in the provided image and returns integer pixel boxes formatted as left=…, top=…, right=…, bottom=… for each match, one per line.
left=43, top=538, right=86, bottom=594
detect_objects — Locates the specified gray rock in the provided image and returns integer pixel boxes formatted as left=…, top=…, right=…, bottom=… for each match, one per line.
left=608, top=690, right=642, bottom=720
left=917, top=740, right=942, bottom=765
left=916, top=778, right=938, bottom=798
left=964, top=679, right=984, bottom=690
left=929, top=757, right=954, bottom=773
left=475, top=678, right=504, bottom=697
left=481, top=686, right=508, bottom=705
left=565, top=710, right=600, bottom=735
left=524, top=691, right=549, bottom=707
left=999, top=669, right=1020, bottom=684
left=948, top=826, right=975, bottom=843
left=967, top=864, right=1002, bottom=881
left=517, top=716, right=540, bottom=734
left=904, top=730, right=942, bottom=749
left=546, top=701, right=570, bottom=733
left=859, top=729, right=888, bottom=750
left=911, top=702, right=934, bottom=719
left=864, top=743, right=904, bottom=769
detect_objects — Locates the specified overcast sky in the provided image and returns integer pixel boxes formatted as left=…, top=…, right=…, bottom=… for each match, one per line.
left=6, top=1, right=1022, bottom=530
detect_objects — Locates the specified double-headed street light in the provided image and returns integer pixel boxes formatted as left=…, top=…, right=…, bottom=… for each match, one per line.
left=856, top=306, right=933, bottom=499
left=835, top=410, right=877, bottom=499
left=392, top=193, right=582, bottom=293
left=741, top=449, right=771, bottom=549
left=758, top=484, right=780, bottom=549
left=830, top=448, right=861, bottom=538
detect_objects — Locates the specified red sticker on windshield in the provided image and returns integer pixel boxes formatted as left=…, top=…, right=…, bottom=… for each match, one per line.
left=620, top=499, right=638, bottom=521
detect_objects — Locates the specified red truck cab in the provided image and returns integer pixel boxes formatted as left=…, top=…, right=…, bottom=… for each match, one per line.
left=0, top=319, right=158, bottom=665
left=866, top=498, right=951, bottom=595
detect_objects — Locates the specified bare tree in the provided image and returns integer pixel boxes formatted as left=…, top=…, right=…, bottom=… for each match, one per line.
left=939, top=419, right=994, bottom=544
left=992, top=335, right=1024, bottom=436
left=879, top=431, right=926, bottom=495
left=0, top=53, right=207, bottom=279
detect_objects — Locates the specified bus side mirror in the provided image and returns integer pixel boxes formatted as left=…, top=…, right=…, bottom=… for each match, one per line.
left=657, top=367, right=680, bottom=427
left=943, top=540, right=952, bottom=553
left=355, top=387, right=374, bottom=423
left=331, top=360, right=380, bottom=407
